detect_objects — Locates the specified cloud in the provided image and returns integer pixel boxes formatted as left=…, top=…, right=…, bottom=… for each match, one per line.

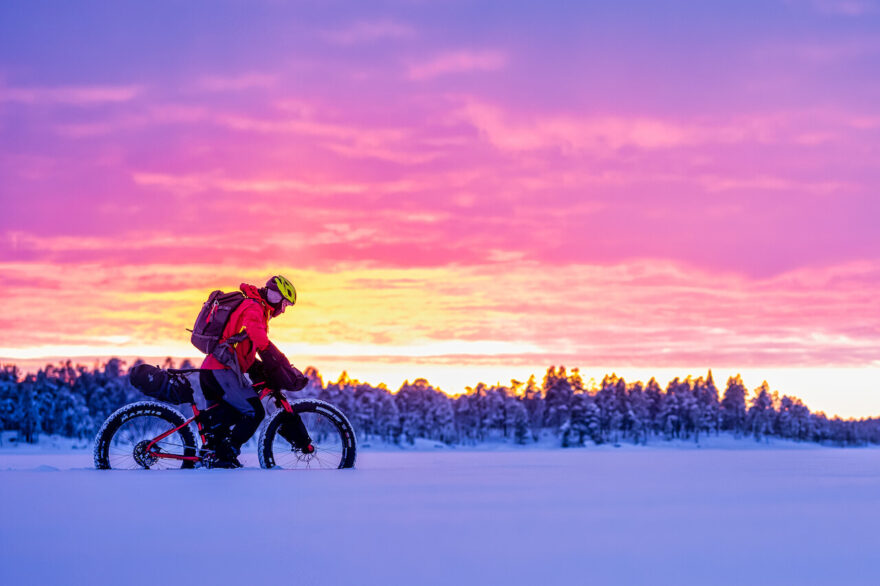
left=455, top=99, right=878, bottom=155
left=793, top=39, right=880, bottom=63
left=48, top=99, right=434, bottom=163
left=408, top=50, right=507, bottom=80
left=758, top=35, right=880, bottom=64
left=696, top=174, right=850, bottom=194
left=321, top=141, right=441, bottom=165
left=193, top=73, right=278, bottom=92
left=322, top=20, right=416, bottom=45
left=457, top=99, right=699, bottom=152
left=12, top=258, right=880, bottom=370
left=132, top=171, right=370, bottom=195
left=808, top=0, right=878, bottom=15
left=0, top=84, right=143, bottom=105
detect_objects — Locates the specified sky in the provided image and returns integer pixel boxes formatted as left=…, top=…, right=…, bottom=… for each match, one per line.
left=1, top=0, right=879, bottom=417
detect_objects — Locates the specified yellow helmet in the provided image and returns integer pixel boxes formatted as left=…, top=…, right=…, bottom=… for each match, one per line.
left=266, top=275, right=297, bottom=305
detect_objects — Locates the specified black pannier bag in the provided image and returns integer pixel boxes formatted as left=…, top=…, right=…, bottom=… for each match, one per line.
left=129, top=364, right=194, bottom=404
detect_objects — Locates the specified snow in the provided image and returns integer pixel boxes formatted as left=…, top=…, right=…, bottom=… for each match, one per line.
left=2, top=442, right=880, bottom=585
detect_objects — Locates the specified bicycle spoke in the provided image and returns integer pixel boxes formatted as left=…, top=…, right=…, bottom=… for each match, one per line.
left=268, top=408, right=349, bottom=469
left=109, top=415, right=191, bottom=469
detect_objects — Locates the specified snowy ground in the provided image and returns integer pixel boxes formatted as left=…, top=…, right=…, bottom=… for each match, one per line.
left=2, top=440, right=879, bottom=585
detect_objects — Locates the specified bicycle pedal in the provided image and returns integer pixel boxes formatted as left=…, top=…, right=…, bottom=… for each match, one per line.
left=197, top=449, right=218, bottom=469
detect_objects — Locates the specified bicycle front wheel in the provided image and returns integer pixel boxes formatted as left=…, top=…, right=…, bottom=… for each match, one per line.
left=258, top=399, right=356, bottom=469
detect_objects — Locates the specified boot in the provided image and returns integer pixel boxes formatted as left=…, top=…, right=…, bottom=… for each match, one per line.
left=279, top=413, right=313, bottom=452
left=213, top=436, right=243, bottom=469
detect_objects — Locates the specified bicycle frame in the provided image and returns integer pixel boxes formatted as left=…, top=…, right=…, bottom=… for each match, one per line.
left=144, top=379, right=295, bottom=463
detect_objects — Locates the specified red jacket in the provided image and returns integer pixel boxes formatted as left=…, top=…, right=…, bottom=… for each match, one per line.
left=201, top=283, right=271, bottom=372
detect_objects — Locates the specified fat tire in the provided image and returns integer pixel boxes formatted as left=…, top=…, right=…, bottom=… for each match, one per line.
left=258, top=399, right=357, bottom=469
left=94, top=401, right=197, bottom=469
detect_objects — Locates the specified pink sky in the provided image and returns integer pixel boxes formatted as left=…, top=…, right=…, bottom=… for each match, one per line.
left=1, top=1, right=879, bottom=416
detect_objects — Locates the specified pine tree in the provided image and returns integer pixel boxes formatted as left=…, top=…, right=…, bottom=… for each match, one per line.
left=747, top=381, right=775, bottom=442
left=595, top=374, right=622, bottom=443
left=17, top=377, right=39, bottom=443
left=301, top=366, right=324, bottom=398
left=542, top=366, right=573, bottom=430
left=353, top=386, right=379, bottom=441
left=644, top=377, right=664, bottom=436
left=697, top=371, right=720, bottom=437
left=483, top=386, right=507, bottom=438
left=585, top=401, right=602, bottom=444
left=676, top=378, right=700, bottom=441
left=627, top=381, right=650, bottom=445
left=522, top=375, right=544, bottom=441
left=0, top=366, right=18, bottom=440
left=658, top=378, right=683, bottom=440
left=453, top=394, right=479, bottom=445
left=509, top=400, right=529, bottom=445
left=720, top=375, right=748, bottom=437
left=375, top=388, right=401, bottom=443
left=567, top=393, right=592, bottom=447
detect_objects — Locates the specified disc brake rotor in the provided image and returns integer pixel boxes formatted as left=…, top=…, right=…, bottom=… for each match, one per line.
left=133, top=440, right=160, bottom=468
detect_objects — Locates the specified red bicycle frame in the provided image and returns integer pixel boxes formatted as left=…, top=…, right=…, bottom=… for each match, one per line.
left=144, top=382, right=294, bottom=462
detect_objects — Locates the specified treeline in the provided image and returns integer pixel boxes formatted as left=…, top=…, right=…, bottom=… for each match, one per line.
left=2, top=360, right=879, bottom=447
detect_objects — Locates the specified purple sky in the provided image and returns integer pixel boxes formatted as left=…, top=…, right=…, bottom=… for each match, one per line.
left=2, top=0, right=880, bottom=415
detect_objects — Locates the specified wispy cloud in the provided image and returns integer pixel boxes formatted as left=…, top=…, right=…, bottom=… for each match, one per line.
left=193, top=73, right=278, bottom=92
left=50, top=100, right=433, bottom=163
left=455, top=99, right=877, bottom=153
left=457, top=99, right=700, bottom=151
left=696, top=174, right=850, bottom=194
left=765, top=38, right=880, bottom=64
left=807, top=0, right=878, bottom=15
left=132, top=172, right=370, bottom=196
left=0, top=84, right=143, bottom=105
left=408, top=50, right=507, bottom=80
left=322, top=20, right=416, bottom=45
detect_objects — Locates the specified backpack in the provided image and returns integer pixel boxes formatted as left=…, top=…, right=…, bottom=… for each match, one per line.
left=190, top=290, right=246, bottom=355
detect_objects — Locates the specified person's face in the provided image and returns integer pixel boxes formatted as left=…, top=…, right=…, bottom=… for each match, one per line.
left=271, top=298, right=294, bottom=318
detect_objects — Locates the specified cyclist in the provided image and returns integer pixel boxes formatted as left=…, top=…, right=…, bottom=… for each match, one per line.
left=200, top=275, right=305, bottom=468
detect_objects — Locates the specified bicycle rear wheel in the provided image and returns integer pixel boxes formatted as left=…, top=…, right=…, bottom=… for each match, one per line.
left=94, top=401, right=198, bottom=469
left=258, top=399, right=356, bottom=469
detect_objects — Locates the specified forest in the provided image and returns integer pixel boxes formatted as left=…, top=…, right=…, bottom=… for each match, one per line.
left=2, top=359, right=879, bottom=447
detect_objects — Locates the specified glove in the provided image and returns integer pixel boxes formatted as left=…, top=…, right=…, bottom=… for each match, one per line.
left=257, top=342, right=308, bottom=392
left=247, top=359, right=267, bottom=386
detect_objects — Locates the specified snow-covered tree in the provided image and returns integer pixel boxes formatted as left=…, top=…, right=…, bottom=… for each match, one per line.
left=508, top=399, right=529, bottom=445
left=747, top=381, right=775, bottom=442
left=542, top=366, right=573, bottom=429
left=720, top=375, right=748, bottom=437
left=522, top=375, right=544, bottom=441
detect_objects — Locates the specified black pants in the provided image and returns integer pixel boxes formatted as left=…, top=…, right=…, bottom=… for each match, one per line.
left=200, top=369, right=312, bottom=450
left=200, top=370, right=265, bottom=449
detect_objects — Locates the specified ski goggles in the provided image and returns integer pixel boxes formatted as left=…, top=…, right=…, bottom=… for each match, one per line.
left=266, top=288, right=295, bottom=307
